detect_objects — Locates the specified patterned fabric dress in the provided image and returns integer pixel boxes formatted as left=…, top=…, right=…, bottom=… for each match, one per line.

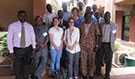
left=80, top=22, right=100, bottom=76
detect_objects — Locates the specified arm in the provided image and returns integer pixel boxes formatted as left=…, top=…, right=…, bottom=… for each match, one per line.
left=111, top=23, right=117, bottom=48
left=63, top=30, right=73, bottom=49
left=111, top=24, right=117, bottom=43
left=41, top=31, right=49, bottom=47
left=95, top=24, right=101, bottom=48
left=72, top=29, right=80, bottom=49
left=59, top=30, right=64, bottom=49
left=44, top=35, right=49, bottom=46
left=30, top=25, right=36, bottom=49
left=79, top=23, right=84, bottom=42
left=7, top=24, right=14, bottom=53
left=49, top=31, right=57, bottom=49
left=63, top=30, right=68, bottom=46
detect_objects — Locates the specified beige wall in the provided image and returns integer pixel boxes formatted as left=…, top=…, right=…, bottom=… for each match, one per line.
left=0, top=0, right=33, bottom=31
left=94, top=0, right=115, bottom=22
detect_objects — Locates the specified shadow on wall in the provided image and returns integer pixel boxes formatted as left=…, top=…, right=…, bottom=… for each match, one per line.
left=0, top=27, right=7, bottom=31
left=0, top=0, right=33, bottom=31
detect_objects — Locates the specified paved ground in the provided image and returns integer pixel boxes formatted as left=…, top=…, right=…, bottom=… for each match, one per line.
left=0, top=67, right=135, bottom=79
left=1, top=39, right=135, bottom=79
left=0, top=75, right=135, bottom=79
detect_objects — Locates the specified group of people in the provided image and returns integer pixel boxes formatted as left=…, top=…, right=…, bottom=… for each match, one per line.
left=7, top=2, right=116, bottom=79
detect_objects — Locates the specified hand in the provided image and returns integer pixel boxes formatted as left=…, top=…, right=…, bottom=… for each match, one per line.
left=8, top=53, right=15, bottom=59
left=58, top=47, right=63, bottom=53
left=93, top=47, right=98, bottom=52
left=40, top=44, right=44, bottom=48
left=68, top=45, right=73, bottom=50
left=10, top=52, right=14, bottom=54
left=56, top=47, right=62, bottom=53
left=32, top=48, right=37, bottom=53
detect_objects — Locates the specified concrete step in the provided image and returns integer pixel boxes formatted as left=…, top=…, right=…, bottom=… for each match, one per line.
left=0, top=67, right=13, bottom=76
left=0, top=76, right=15, bottom=79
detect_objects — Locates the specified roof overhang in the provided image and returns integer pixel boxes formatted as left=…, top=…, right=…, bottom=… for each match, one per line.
left=115, top=0, right=135, bottom=5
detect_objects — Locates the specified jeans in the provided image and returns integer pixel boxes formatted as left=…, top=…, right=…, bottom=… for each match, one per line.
left=34, top=48, right=48, bottom=79
left=50, top=48, right=62, bottom=73
left=67, top=51, right=80, bottom=78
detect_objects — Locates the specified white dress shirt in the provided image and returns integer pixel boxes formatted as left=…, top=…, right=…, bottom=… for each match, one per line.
left=64, top=27, right=80, bottom=54
left=7, top=21, right=36, bottom=53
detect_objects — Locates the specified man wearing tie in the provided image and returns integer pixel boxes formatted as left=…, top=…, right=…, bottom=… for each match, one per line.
left=7, top=10, right=36, bottom=79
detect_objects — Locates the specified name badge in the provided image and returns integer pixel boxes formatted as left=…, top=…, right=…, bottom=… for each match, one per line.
left=43, top=32, right=47, bottom=37
left=18, top=32, right=21, bottom=38
left=112, top=30, right=116, bottom=34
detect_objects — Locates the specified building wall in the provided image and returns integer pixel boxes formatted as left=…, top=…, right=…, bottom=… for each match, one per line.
left=116, top=11, right=123, bottom=39
left=0, top=0, right=33, bottom=31
left=33, top=0, right=46, bottom=17
left=129, top=16, right=135, bottom=42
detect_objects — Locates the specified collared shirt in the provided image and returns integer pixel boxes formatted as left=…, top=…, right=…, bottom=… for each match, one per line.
left=92, top=15, right=97, bottom=23
left=49, top=26, right=63, bottom=49
left=43, top=13, right=56, bottom=26
left=64, top=27, right=80, bottom=54
left=63, top=11, right=71, bottom=22
left=34, top=25, right=48, bottom=45
left=102, top=22, right=117, bottom=43
left=7, top=21, right=36, bottom=53
left=99, top=17, right=105, bottom=24
left=74, top=16, right=84, bottom=28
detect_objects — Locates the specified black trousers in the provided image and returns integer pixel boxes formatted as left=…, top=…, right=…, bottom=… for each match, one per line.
left=95, top=43, right=113, bottom=76
left=95, top=47, right=104, bottom=75
left=13, top=45, right=33, bottom=79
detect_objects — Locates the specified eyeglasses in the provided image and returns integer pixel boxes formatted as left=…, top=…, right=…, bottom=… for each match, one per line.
left=69, top=21, right=74, bottom=23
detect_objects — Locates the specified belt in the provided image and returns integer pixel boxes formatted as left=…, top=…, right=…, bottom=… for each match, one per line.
left=102, top=42, right=111, bottom=45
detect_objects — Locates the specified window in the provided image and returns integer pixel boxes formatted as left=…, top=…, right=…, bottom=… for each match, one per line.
left=122, top=15, right=130, bottom=41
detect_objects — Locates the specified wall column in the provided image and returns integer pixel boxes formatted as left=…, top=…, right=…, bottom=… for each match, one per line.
left=33, top=0, right=46, bottom=17
left=116, top=11, right=124, bottom=39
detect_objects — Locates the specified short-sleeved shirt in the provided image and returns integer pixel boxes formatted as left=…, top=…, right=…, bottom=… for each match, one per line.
left=43, top=13, right=56, bottom=26
left=49, top=27, right=63, bottom=49
left=63, top=11, right=71, bottom=22
left=102, top=22, right=116, bottom=43
left=74, top=16, right=84, bottom=28
left=92, top=15, right=97, bottom=23
left=34, top=25, right=48, bottom=45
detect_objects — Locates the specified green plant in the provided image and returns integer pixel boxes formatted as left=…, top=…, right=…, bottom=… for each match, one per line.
left=0, top=32, right=8, bottom=56
left=113, top=42, right=120, bottom=52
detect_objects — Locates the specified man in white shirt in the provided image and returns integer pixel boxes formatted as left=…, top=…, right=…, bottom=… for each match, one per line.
left=7, top=10, right=36, bottom=79
left=62, top=3, right=71, bottom=26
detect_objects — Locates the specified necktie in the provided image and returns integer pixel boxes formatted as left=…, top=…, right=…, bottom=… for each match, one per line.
left=20, top=23, right=26, bottom=48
